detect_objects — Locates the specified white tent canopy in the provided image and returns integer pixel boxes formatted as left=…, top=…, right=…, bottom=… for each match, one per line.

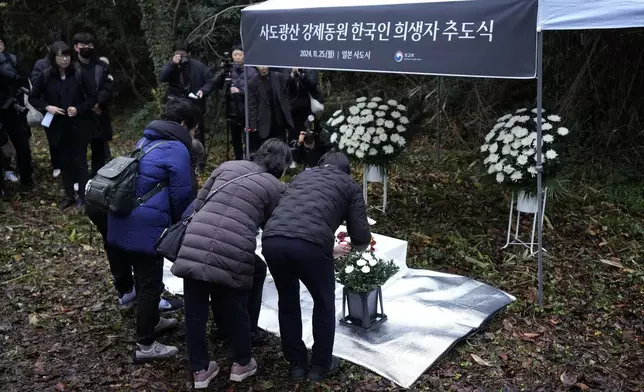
left=538, top=0, right=644, bottom=30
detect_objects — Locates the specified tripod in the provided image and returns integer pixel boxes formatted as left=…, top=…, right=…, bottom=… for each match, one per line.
left=204, top=76, right=232, bottom=162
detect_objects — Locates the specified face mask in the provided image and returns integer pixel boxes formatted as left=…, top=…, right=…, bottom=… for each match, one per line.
left=79, top=47, right=94, bottom=58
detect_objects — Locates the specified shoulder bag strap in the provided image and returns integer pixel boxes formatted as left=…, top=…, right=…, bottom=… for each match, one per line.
left=135, top=140, right=171, bottom=205
left=191, top=171, right=262, bottom=216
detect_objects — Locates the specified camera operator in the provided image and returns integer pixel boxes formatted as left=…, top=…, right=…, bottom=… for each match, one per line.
left=211, top=45, right=257, bottom=160
left=290, top=116, right=333, bottom=169
left=0, top=37, right=33, bottom=189
left=160, top=40, right=215, bottom=170
left=283, top=68, right=323, bottom=143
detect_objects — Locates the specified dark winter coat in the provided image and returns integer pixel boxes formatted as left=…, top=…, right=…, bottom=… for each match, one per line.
left=160, top=58, right=215, bottom=99
left=78, top=58, right=114, bottom=141
left=247, top=71, right=294, bottom=139
left=262, top=164, right=371, bottom=252
left=30, top=57, right=49, bottom=85
left=171, top=160, right=285, bottom=290
left=213, top=64, right=258, bottom=119
left=107, top=120, right=194, bottom=255
left=283, top=68, right=324, bottom=111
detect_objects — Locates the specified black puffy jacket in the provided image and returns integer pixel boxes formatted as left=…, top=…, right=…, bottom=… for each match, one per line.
left=262, top=164, right=371, bottom=252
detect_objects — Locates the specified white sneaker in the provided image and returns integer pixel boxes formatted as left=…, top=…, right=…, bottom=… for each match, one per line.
left=194, top=361, right=220, bottom=389
left=73, top=183, right=79, bottom=192
left=133, top=341, right=178, bottom=363
left=52, top=169, right=61, bottom=178
left=4, top=171, right=18, bottom=183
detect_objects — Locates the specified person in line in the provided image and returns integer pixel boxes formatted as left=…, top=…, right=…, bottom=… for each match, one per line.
left=247, top=66, right=293, bottom=152
left=0, top=36, right=33, bottom=190
left=72, top=33, right=114, bottom=177
left=160, top=40, right=215, bottom=170
left=29, top=41, right=96, bottom=209
left=31, top=32, right=63, bottom=178
left=106, top=98, right=195, bottom=362
left=283, top=68, right=323, bottom=143
left=86, top=98, right=201, bottom=313
left=171, top=139, right=292, bottom=389
left=262, top=151, right=371, bottom=382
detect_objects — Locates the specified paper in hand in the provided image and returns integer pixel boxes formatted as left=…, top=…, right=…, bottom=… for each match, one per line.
left=188, top=93, right=199, bottom=100
left=41, top=112, right=54, bottom=128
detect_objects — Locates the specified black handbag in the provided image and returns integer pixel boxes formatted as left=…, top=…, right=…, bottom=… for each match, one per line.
left=155, top=171, right=261, bottom=261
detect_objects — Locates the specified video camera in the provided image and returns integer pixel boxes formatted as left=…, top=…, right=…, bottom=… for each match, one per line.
left=1, top=86, right=29, bottom=113
left=219, top=52, right=233, bottom=81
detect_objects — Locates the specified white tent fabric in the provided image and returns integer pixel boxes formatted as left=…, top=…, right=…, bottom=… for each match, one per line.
left=244, top=0, right=470, bottom=11
left=538, top=0, right=644, bottom=31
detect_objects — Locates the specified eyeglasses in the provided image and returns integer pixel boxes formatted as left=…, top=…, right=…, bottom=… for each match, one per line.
left=56, top=54, right=71, bottom=59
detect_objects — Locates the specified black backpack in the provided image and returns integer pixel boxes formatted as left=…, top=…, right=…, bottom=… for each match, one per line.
left=85, top=140, right=169, bottom=215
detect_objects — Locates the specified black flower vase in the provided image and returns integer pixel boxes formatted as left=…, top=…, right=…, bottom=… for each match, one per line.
left=340, top=287, right=388, bottom=330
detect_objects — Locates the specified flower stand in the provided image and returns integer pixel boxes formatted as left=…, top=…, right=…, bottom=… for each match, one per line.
left=502, top=189, right=548, bottom=255
left=339, top=287, right=388, bottom=330
left=363, top=165, right=388, bottom=214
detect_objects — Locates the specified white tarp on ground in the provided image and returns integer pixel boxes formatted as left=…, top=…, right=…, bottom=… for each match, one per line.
left=163, top=227, right=515, bottom=388
left=538, top=0, right=644, bottom=31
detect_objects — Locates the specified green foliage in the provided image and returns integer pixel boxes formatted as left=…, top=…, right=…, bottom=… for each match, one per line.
left=136, top=0, right=173, bottom=77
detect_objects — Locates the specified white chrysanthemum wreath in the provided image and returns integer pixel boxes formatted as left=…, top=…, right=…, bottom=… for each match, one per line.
left=481, top=108, right=570, bottom=188
left=325, top=96, right=410, bottom=166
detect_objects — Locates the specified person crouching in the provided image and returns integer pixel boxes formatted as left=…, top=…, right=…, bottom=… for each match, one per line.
left=171, top=138, right=292, bottom=389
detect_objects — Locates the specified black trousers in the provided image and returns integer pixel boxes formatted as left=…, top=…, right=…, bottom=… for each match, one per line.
left=52, top=120, right=89, bottom=199
left=184, top=278, right=252, bottom=371
left=109, top=247, right=163, bottom=345
left=262, top=236, right=336, bottom=368
left=0, top=109, right=32, bottom=185
left=229, top=118, right=245, bottom=160
left=211, top=255, right=266, bottom=334
left=90, top=139, right=110, bottom=177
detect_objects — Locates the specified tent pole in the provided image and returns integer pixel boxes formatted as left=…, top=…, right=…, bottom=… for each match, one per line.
left=244, top=66, right=250, bottom=160
left=436, top=77, right=441, bottom=164
left=535, top=30, right=544, bottom=306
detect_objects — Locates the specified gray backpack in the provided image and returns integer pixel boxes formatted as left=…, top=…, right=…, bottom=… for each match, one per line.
left=85, top=141, right=169, bottom=215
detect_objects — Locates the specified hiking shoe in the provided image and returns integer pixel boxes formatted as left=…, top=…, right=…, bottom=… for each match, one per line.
left=53, top=169, right=61, bottom=178
left=288, top=363, right=308, bottom=382
left=159, top=297, right=183, bottom=313
left=4, top=171, right=18, bottom=183
left=59, top=197, right=75, bottom=210
left=229, top=358, right=258, bottom=382
left=133, top=341, right=178, bottom=363
left=118, top=287, right=137, bottom=309
left=154, top=317, right=178, bottom=335
left=251, top=328, right=270, bottom=347
left=308, top=357, right=341, bottom=382
left=193, top=361, right=219, bottom=389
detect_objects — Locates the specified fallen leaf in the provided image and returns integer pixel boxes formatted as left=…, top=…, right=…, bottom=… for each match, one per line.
left=560, top=372, right=578, bottom=387
left=28, top=314, right=39, bottom=326
left=89, top=302, right=103, bottom=312
left=599, top=259, right=635, bottom=273
left=82, top=244, right=92, bottom=251
left=55, top=381, right=66, bottom=391
left=576, top=383, right=590, bottom=391
left=522, top=332, right=541, bottom=338
left=470, top=354, right=492, bottom=367
left=502, top=318, right=513, bottom=331
left=499, top=353, right=508, bottom=361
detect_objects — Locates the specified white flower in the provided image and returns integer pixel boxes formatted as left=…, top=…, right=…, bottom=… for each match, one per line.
left=493, top=122, right=505, bottom=130
left=383, top=145, right=395, bottom=154
left=512, top=140, right=523, bottom=149
left=384, top=120, right=394, bottom=129
left=510, top=171, right=523, bottom=182
left=345, top=127, right=354, bottom=138
left=488, top=143, right=498, bottom=153
left=485, top=131, right=496, bottom=142
left=395, top=136, right=406, bottom=147
left=512, top=126, right=528, bottom=138
left=359, top=142, right=369, bottom=151
left=509, top=149, right=519, bottom=157
left=496, top=172, right=505, bottom=183
left=371, top=97, right=383, bottom=102
left=366, top=127, right=376, bottom=134
left=307, top=115, right=315, bottom=123
left=387, top=99, right=398, bottom=106
left=503, top=165, right=515, bottom=174
left=399, top=116, right=409, bottom=125
left=331, top=116, right=345, bottom=126
left=345, top=266, right=354, bottom=274
left=363, top=114, right=374, bottom=123
left=545, top=149, right=558, bottom=160
left=347, top=147, right=356, bottom=155
left=391, top=111, right=401, bottom=119
left=495, top=162, right=504, bottom=172
left=524, top=148, right=535, bottom=156
left=357, top=102, right=367, bottom=109
left=396, top=125, right=406, bottom=133
left=504, top=116, right=520, bottom=128
left=361, top=133, right=372, bottom=142
left=349, top=106, right=360, bottom=115
left=481, top=144, right=489, bottom=152
left=547, top=114, right=561, bottom=122
left=376, top=118, right=385, bottom=126
left=375, top=111, right=386, bottom=118
left=557, top=127, right=569, bottom=136
left=501, top=145, right=510, bottom=155
left=488, top=153, right=499, bottom=163
left=372, top=137, right=381, bottom=145
left=333, top=110, right=343, bottom=117
left=515, top=108, right=528, bottom=113
left=376, top=127, right=386, bottom=135
left=517, top=154, right=528, bottom=165
left=517, top=115, right=530, bottom=123
left=397, top=104, right=407, bottom=111
left=367, top=102, right=378, bottom=109
left=330, top=133, right=338, bottom=143
left=357, top=258, right=367, bottom=267
left=378, top=105, right=389, bottom=111
left=327, top=117, right=333, bottom=125
left=369, top=148, right=378, bottom=156
left=360, top=109, right=372, bottom=116
left=355, top=149, right=365, bottom=158
left=498, top=114, right=512, bottom=122
left=531, top=108, right=545, bottom=114
left=356, top=97, right=367, bottom=102
left=378, top=133, right=388, bottom=142
left=542, top=123, right=553, bottom=131
left=369, top=258, right=378, bottom=267
left=487, top=165, right=496, bottom=174
left=527, top=166, right=537, bottom=176
left=521, top=137, right=532, bottom=147
left=543, top=134, right=554, bottom=143
left=390, top=133, right=399, bottom=143
left=361, top=265, right=371, bottom=274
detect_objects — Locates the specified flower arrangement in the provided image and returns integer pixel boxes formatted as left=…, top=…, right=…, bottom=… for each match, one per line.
left=480, top=108, right=570, bottom=192
left=334, top=232, right=399, bottom=293
left=325, top=96, right=410, bottom=167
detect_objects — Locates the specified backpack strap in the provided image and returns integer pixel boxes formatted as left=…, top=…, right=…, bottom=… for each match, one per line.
left=134, top=140, right=171, bottom=206
left=94, top=64, right=103, bottom=92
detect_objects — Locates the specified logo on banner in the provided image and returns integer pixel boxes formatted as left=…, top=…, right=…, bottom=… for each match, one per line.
left=394, top=51, right=421, bottom=63
left=394, top=51, right=404, bottom=63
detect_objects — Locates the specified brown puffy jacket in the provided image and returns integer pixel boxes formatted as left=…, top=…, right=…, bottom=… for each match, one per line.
left=171, top=160, right=285, bottom=289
